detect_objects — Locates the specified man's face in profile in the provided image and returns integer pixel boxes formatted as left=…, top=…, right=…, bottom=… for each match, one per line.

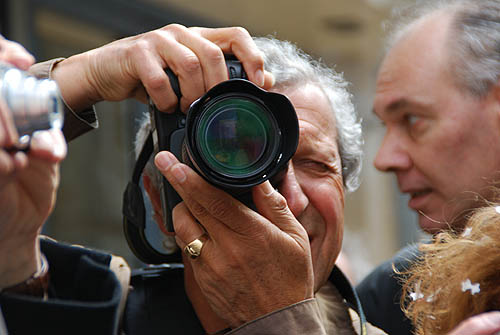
left=373, top=13, right=500, bottom=233
left=275, top=83, right=345, bottom=291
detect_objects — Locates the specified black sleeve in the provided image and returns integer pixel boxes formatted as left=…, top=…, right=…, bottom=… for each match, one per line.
left=62, top=105, right=98, bottom=142
left=0, top=238, right=122, bottom=335
left=356, top=244, right=420, bottom=335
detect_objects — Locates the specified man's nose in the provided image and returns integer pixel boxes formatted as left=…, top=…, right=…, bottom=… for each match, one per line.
left=278, top=163, right=309, bottom=218
left=373, top=130, right=412, bottom=172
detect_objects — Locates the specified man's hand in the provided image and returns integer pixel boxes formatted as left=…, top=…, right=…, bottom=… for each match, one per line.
left=154, top=151, right=314, bottom=329
left=447, top=312, right=500, bottom=335
left=52, top=25, right=273, bottom=112
left=0, top=129, right=66, bottom=288
left=0, top=35, right=35, bottom=185
left=0, top=35, right=66, bottom=289
left=0, top=35, right=35, bottom=71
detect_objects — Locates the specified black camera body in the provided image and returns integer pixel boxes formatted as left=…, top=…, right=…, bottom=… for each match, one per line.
left=123, top=57, right=298, bottom=264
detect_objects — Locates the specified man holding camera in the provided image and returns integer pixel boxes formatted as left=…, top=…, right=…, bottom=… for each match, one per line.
left=126, top=35, right=372, bottom=335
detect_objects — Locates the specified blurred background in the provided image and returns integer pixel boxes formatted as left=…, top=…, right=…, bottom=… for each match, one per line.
left=1, top=0, right=420, bottom=283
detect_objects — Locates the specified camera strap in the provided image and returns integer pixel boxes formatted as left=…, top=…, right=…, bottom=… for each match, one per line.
left=329, top=266, right=367, bottom=335
left=122, top=131, right=182, bottom=264
left=123, top=132, right=153, bottom=231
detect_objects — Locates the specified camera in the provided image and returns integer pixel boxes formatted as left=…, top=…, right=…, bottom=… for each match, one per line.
left=123, top=56, right=299, bottom=264
left=0, top=62, right=63, bottom=140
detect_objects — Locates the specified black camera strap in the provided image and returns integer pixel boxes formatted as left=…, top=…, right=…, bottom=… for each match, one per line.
left=122, top=131, right=182, bottom=264
left=123, top=132, right=153, bottom=231
left=329, top=266, right=367, bottom=335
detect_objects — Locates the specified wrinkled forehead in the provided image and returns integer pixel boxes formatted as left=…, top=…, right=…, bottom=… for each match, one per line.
left=374, top=13, right=456, bottom=115
left=275, top=83, right=337, bottom=135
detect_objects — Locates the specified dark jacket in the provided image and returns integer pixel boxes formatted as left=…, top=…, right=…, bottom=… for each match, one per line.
left=356, top=244, right=420, bottom=335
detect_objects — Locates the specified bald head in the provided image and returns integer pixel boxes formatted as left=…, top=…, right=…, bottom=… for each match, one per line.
left=385, top=0, right=500, bottom=98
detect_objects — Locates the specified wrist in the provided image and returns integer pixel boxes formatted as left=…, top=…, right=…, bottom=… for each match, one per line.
left=1, top=253, right=49, bottom=299
left=0, top=235, right=40, bottom=288
left=51, top=52, right=100, bottom=111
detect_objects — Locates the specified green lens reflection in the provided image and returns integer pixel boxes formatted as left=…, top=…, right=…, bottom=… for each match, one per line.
left=196, top=97, right=275, bottom=177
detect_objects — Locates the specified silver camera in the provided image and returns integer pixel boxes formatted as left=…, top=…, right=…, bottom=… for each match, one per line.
left=0, top=62, right=63, bottom=138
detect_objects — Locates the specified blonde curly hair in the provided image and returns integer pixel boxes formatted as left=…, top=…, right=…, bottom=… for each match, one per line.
left=402, top=204, right=500, bottom=335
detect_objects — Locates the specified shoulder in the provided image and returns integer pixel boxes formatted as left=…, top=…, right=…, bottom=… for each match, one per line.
left=358, top=244, right=420, bottom=286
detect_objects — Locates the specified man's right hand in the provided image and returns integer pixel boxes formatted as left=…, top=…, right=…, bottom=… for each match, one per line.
left=51, top=25, right=274, bottom=113
left=0, top=35, right=67, bottom=289
left=0, top=127, right=66, bottom=289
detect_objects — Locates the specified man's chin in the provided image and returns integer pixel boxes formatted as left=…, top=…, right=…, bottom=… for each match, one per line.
left=418, top=213, right=450, bottom=234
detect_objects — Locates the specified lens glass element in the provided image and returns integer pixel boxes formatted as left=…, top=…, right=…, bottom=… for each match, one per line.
left=196, top=97, right=278, bottom=178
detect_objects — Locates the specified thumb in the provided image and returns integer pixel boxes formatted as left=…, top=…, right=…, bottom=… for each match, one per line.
left=252, top=181, right=306, bottom=237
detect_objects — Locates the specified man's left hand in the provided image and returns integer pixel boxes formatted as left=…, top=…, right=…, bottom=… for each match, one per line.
left=155, top=150, right=314, bottom=329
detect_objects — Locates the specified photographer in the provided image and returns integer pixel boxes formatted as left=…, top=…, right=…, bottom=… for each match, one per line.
left=0, top=26, right=277, bottom=334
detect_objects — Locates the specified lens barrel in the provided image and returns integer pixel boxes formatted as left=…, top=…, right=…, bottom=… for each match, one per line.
left=184, top=79, right=298, bottom=192
left=0, top=62, right=64, bottom=137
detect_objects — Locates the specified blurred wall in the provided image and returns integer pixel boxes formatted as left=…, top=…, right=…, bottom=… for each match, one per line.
left=3, top=0, right=420, bottom=278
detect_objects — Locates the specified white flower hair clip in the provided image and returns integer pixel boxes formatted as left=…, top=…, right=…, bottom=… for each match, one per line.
left=461, top=227, right=472, bottom=237
left=410, top=281, right=424, bottom=301
left=461, top=279, right=480, bottom=295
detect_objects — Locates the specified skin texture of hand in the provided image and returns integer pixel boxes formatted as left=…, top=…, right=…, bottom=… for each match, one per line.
left=154, top=150, right=314, bottom=330
left=446, top=312, right=500, bottom=335
left=0, top=35, right=67, bottom=288
left=51, top=25, right=273, bottom=112
left=0, top=129, right=67, bottom=288
left=0, top=35, right=35, bottom=71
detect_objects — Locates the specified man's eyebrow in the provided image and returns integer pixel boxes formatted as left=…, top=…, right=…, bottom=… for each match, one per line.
left=372, top=98, right=429, bottom=116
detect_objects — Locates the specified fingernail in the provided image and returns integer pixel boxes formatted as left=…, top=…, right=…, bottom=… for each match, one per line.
left=155, top=152, right=186, bottom=183
left=255, top=69, right=264, bottom=87
left=261, top=181, right=275, bottom=196
left=32, top=131, right=51, bottom=149
left=52, top=142, right=66, bottom=158
left=155, top=152, right=175, bottom=171
left=171, top=165, right=186, bottom=183
left=265, top=70, right=275, bottom=88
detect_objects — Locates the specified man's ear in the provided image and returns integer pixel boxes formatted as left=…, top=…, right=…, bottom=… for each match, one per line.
left=487, top=79, right=500, bottom=129
left=142, top=174, right=153, bottom=198
left=142, top=174, right=161, bottom=212
left=492, top=79, right=500, bottom=105
left=489, top=80, right=500, bottom=135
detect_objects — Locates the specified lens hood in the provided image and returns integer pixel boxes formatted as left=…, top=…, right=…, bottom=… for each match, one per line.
left=185, top=79, right=298, bottom=192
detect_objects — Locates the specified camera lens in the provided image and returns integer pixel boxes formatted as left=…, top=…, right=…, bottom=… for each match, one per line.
left=0, top=62, right=63, bottom=137
left=184, top=79, right=298, bottom=191
left=195, top=96, right=279, bottom=178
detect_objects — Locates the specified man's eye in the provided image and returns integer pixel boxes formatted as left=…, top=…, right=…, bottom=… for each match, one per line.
left=406, top=114, right=419, bottom=126
left=306, top=161, right=337, bottom=174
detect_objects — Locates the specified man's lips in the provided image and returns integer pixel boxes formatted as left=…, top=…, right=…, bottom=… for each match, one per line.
left=410, top=189, right=431, bottom=198
left=406, top=188, right=432, bottom=210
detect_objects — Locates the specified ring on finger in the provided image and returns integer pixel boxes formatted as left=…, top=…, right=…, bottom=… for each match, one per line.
left=184, top=234, right=207, bottom=259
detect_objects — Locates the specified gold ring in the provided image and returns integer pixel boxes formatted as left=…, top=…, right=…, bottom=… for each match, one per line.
left=183, top=236, right=206, bottom=259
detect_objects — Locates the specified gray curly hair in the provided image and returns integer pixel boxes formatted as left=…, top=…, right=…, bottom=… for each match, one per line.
left=386, top=0, right=500, bottom=98
left=253, top=37, right=362, bottom=193
left=136, top=36, right=363, bottom=193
